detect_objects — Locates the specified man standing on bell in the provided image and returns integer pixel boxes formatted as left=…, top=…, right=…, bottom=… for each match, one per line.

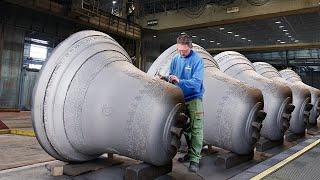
left=168, top=34, right=205, bottom=173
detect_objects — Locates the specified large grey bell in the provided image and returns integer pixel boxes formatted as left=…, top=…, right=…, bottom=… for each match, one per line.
left=279, top=69, right=320, bottom=127
left=148, top=45, right=266, bottom=155
left=214, top=51, right=294, bottom=141
left=254, top=62, right=312, bottom=134
left=32, top=31, right=186, bottom=166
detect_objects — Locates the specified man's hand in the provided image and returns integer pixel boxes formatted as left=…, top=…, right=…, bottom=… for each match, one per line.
left=169, top=75, right=179, bottom=84
left=155, top=74, right=170, bottom=82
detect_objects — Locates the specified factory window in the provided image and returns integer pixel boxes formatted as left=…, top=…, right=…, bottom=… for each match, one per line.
left=30, top=44, right=48, bottom=60
left=27, top=63, right=42, bottom=70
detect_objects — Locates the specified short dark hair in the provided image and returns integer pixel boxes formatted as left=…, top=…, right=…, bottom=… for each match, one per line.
left=177, top=34, right=192, bottom=47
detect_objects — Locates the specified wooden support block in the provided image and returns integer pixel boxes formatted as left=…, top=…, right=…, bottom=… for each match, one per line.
left=202, top=145, right=219, bottom=155
left=307, top=126, right=319, bottom=135
left=285, top=131, right=305, bottom=142
left=255, top=137, right=284, bottom=152
left=125, top=161, right=172, bottom=180
left=215, top=152, right=254, bottom=169
left=63, top=157, right=123, bottom=176
left=51, top=166, right=64, bottom=176
left=45, top=162, right=66, bottom=176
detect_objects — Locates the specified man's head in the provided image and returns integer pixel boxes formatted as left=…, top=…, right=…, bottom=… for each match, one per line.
left=177, top=34, right=192, bottom=57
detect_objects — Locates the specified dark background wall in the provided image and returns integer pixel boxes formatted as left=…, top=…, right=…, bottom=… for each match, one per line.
left=0, top=2, right=137, bottom=110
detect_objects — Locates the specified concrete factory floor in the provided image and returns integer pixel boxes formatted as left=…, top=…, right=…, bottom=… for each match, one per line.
left=0, top=111, right=319, bottom=180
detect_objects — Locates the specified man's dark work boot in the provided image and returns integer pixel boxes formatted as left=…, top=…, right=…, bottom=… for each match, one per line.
left=188, top=161, right=199, bottom=173
left=178, top=154, right=190, bottom=163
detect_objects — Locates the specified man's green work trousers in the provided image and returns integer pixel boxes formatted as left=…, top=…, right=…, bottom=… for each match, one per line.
left=184, top=98, right=204, bottom=164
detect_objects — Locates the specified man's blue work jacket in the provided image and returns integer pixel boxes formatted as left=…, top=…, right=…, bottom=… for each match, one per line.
left=169, top=50, right=205, bottom=102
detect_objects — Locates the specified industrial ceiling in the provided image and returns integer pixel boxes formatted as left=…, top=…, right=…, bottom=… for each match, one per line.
left=148, top=12, right=320, bottom=49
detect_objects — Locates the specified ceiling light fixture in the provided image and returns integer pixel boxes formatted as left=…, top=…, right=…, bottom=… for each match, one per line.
left=283, top=29, right=288, bottom=32
left=235, top=34, right=239, bottom=37
left=153, top=35, right=157, bottom=38
left=280, top=41, right=286, bottom=44
left=219, top=27, right=224, bottom=30
left=277, top=40, right=281, bottom=42
left=279, top=26, right=284, bottom=28
left=201, top=38, right=205, bottom=41
left=227, top=31, right=233, bottom=34
left=217, top=42, right=221, bottom=45
left=275, top=21, right=281, bottom=24
left=241, top=37, right=246, bottom=40
left=210, top=40, right=215, bottom=43
left=192, top=35, right=197, bottom=38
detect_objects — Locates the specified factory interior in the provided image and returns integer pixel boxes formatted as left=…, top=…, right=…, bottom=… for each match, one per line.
left=0, top=0, right=320, bottom=179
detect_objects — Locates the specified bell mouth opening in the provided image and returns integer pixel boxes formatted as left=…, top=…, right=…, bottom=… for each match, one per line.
left=162, top=103, right=188, bottom=157
left=277, top=97, right=294, bottom=133
left=245, top=102, right=265, bottom=145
